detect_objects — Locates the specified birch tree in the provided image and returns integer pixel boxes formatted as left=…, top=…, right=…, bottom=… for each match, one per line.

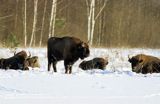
left=86, top=0, right=107, bottom=46
left=97, top=0, right=105, bottom=46
left=39, top=0, right=47, bottom=47
left=23, top=0, right=27, bottom=47
left=29, top=0, right=38, bottom=47
left=15, top=0, right=19, bottom=30
left=48, top=0, right=57, bottom=38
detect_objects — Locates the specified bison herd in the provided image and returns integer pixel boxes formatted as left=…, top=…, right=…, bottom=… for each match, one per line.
left=0, top=36, right=160, bottom=74
left=0, top=51, right=40, bottom=70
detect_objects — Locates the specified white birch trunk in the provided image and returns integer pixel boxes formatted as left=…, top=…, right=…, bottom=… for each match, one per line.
left=24, top=0, right=27, bottom=47
left=87, top=0, right=107, bottom=46
left=49, top=0, right=57, bottom=38
left=86, top=0, right=95, bottom=45
left=86, top=0, right=93, bottom=43
left=15, top=0, right=19, bottom=29
left=39, top=0, right=47, bottom=47
left=29, top=0, right=38, bottom=47
left=51, top=0, right=57, bottom=37
left=86, top=0, right=91, bottom=41
left=90, top=0, right=95, bottom=46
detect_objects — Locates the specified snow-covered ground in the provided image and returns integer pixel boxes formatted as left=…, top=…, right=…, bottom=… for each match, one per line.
left=0, top=48, right=160, bottom=104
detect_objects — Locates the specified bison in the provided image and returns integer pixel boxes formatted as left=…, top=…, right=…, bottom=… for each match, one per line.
left=0, top=58, right=5, bottom=69
left=0, top=50, right=29, bottom=70
left=25, top=56, right=40, bottom=68
left=128, top=54, right=160, bottom=74
left=79, top=57, right=108, bottom=70
left=47, top=36, right=90, bottom=74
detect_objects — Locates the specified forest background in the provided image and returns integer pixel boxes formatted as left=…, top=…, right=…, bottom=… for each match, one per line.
left=0, top=0, right=160, bottom=48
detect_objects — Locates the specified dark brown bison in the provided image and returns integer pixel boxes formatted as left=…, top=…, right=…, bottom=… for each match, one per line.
left=0, top=51, right=29, bottom=70
left=25, top=56, right=40, bottom=68
left=0, top=58, right=5, bottom=68
left=128, top=54, right=160, bottom=74
left=79, top=57, right=108, bottom=70
left=47, top=36, right=90, bottom=74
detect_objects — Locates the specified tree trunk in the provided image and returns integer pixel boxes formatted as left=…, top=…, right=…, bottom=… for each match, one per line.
left=90, top=0, right=95, bottom=46
left=48, top=0, right=57, bottom=38
left=29, top=0, right=38, bottom=47
left=51, top=0, right=57, bottom=37
left=87, top=0, right=107, bottom=46
left=15, top=0, right=19, bottom=30
left=39, top=0, right=47, bottom=47
left=86, top=0, right=94, bottom=45
left=24, top=0, right=27, bottom=47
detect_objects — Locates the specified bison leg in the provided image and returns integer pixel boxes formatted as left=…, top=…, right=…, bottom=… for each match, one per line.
left=64, top=65, right=69, bottom=74
left=64, top=65, right=72, bottom=74
left=64, top=61, right=72, bottom=74
left=48, top=61, right=52, bottom=71
left=52, top=61, right=57, bottom=72
left=68, top=65, right=72, bottom=74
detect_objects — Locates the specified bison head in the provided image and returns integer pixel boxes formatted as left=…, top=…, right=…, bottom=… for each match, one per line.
left=79, top=61, right=87, bottom=70
left=14, top=51, right=32, bottom=70
left=128, top=55, right=144, bottom=73
left=77, top=42, right=90, bottom=59
left=25, top=56, right=40, bottom=68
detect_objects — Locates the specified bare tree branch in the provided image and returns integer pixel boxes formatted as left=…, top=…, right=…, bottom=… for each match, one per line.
left=0, top=15, right=13, bottom=20
left=95, top=0, right=108, bottom=20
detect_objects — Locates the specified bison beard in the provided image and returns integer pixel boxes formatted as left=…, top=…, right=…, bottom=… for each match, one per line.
left=47, top=36, right=90, bottom=74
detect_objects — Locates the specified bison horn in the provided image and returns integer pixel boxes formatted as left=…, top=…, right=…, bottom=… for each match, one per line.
left=14, top=51, right=16, bottom=55
left=80, top=42, right=85, bottom=47
left=28, top=51, right=31, bottom=58
left=14, top=50, right=16, bottom=56
left=128, top=55, right=131, bottom=59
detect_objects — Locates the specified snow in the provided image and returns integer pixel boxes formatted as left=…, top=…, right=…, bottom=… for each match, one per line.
left=0, top=48, right=160, bottom=104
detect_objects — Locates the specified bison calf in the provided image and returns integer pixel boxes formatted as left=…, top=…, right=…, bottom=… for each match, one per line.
left=79, top=57, right=108, bottom=70
left=47, top=36, right=90, bottom=74
left=128, top=54, right=160, bottom=74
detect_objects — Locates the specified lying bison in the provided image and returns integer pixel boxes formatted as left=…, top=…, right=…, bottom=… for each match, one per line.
left=128, top=54, right=160, bottom=74
left=25, top=56, right=40, bottom=68
left=0, top=58, right=5, bottom=68
left=79, top=57, right=108, bottom=70
left=0, top=51, right=29, bottom=70
left=47, top=36, right=90, bottom=74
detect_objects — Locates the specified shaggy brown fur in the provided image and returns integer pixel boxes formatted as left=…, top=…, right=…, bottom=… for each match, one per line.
left=0, top=51, right=29, bottom=70
left=79, top=57, right=108, bottom=70
left=128, top=54, right=160, bottom=74
left=25, top=56, right=40, bottom=68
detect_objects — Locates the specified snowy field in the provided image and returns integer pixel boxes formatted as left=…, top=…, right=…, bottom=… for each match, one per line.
left=0, top=48, right=160, bottom=104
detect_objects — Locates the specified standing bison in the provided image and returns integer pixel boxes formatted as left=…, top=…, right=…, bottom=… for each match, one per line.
left=128, top=54, right=160, bottom=74
left=79, top=57, right=108, bottom=70
left=47, top=36, right=90, bottom=74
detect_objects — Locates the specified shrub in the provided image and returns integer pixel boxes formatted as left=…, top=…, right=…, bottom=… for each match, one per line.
left=5, top=33, right=20, bottom=49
